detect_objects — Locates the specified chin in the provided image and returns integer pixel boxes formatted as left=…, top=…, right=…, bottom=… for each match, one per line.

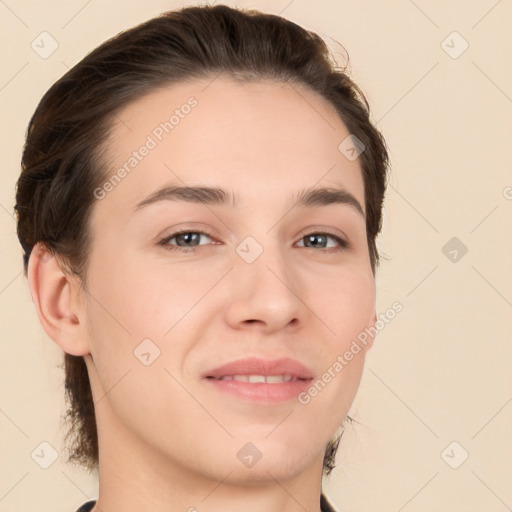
left=228, top=443, right=318, bottom=485
left=225, top=462, right=308, bottom=487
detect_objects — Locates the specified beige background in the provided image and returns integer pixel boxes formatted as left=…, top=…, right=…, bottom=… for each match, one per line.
left=1, top=1, right=511, bottom=511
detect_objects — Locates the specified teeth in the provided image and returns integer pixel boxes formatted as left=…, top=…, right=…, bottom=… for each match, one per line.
left=266, top=375, right=293, bottom=383
left=218, top=374, right=295, bottom=383
left=247, top=375, right=265, bottom=383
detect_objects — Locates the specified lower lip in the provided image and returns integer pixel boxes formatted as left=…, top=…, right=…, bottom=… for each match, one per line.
left=205, top=377, right=313, bottom=404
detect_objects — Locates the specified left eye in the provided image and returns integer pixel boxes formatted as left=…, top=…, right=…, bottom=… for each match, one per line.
left=296, top=233, right=347, bottom=250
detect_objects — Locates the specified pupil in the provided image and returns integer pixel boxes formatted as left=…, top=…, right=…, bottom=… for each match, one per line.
left=179, top=233, right=199, bottom=246
left=307, top=234, right=325, bottom=248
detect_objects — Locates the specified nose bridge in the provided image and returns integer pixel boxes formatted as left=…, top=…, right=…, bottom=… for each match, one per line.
left=225, top=232, right=302, bottom=330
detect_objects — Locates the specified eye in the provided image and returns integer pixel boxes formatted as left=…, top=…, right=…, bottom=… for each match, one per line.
left=158, top=230, right=215, bottom=252
left=157, top=229, right=349, bottom=253
left=296, top=232, right=348, bottom=251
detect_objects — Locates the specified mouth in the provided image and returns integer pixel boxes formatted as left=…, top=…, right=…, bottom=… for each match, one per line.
left=202, top=357, right=314, bottom=404
left=204, top=374, right=313, bottom=404
left=202, top=356, right=314, bottom=380
left=206, top=374, right=308, bottom=383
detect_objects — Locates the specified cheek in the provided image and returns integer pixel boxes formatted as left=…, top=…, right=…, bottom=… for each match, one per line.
left=289, top=265, right=374, bottom=416
left=85, top=246, right=214, bottom=342
left=82, top=248, right=223, bottom=408
left=82, top=258, right=197, bottom=442
left=310, top=264, right=376, bottom=350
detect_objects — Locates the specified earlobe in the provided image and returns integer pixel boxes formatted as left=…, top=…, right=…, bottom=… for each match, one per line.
left=27, top=242, right=90, bottom=356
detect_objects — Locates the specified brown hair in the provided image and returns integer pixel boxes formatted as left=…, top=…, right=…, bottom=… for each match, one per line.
left=15, top=4, right=388, bottom=477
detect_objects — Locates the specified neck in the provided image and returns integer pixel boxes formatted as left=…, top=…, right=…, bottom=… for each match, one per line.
left=91, top=399, right=325, bottom=512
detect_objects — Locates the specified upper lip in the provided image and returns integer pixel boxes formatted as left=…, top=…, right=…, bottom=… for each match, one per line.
left=202, top=357, right=315, bottom=380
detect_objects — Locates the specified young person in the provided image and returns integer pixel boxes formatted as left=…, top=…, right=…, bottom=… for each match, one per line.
left=15, top=5, right=389, bottom=511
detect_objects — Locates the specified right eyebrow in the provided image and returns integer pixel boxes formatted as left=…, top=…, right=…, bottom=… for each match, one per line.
left=133, top=185, right=236, bottom=212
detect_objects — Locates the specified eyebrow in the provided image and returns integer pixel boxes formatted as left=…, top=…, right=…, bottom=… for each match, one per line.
left=133, top=184, right=365, bottom=217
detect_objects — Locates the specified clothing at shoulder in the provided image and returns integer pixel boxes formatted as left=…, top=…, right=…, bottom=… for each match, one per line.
left=321, top=492, right=339, bottom=512
left=76, top=496, right=337, bottom=512
left=75, top=500, right=95, bottom=512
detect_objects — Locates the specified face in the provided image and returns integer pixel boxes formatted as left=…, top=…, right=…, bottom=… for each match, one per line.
left=81, top=75, right=376, bottom=483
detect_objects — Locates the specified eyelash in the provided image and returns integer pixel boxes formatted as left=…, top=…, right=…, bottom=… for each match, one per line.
left=157, top=229, right=349, bottom=253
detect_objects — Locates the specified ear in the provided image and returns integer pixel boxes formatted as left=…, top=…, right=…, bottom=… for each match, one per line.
left=27, top=242, right=90, bottom=356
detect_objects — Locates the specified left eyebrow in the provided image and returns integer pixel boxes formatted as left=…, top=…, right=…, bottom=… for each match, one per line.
left=293, top=186, right=365, bottom=217
left=133, top=184, right=364, bottom=217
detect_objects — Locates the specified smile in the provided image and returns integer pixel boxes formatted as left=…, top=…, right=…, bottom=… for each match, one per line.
left=210, top=374, right=304, bottom=383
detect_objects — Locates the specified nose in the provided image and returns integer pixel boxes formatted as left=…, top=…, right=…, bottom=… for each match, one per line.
left=223, top=240, right=304, bottom=334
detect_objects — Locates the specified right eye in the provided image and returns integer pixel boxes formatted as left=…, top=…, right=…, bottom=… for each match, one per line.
left=158, top=230, right=217, bottom=252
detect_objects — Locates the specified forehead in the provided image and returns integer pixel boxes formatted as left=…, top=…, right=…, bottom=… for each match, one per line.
left=96, top=75, right=365, bottom=216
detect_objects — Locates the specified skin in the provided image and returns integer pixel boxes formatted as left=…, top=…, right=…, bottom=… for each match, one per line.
left=28, top=75, right=377, bottom=512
